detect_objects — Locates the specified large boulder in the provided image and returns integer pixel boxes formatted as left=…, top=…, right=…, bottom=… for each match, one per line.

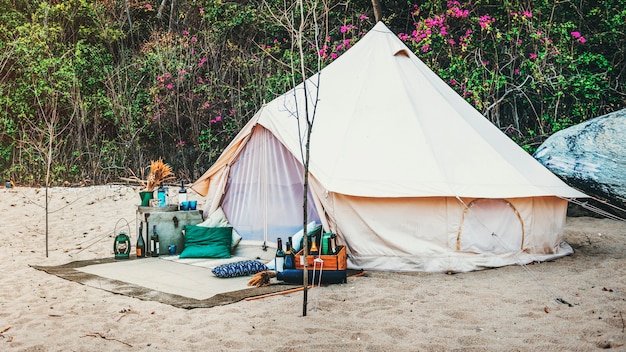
left=534, top=109, right=626, bottom=218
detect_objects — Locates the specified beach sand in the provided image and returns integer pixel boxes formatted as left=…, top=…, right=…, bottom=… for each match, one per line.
left=1, top=185, right=625, bottom=351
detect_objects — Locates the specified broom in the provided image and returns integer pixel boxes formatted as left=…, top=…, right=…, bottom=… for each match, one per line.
left=247, top=271, right=276, bottom=287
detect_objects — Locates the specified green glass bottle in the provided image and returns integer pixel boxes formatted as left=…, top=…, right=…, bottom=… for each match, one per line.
left=275, top=238, right=285, bottom=272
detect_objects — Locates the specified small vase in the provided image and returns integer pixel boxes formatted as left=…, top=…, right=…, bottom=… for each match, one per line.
left=139, top=191, right=153, bottom=207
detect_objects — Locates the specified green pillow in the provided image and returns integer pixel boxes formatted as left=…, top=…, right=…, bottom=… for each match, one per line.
left=179, top=225, right=232, bottom=259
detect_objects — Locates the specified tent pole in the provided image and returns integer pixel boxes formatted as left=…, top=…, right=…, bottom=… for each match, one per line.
left=262, top=128, right=268, bottom=250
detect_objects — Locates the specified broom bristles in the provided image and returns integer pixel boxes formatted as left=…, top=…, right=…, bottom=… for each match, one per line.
left=247, top=271, right=276, bottom=287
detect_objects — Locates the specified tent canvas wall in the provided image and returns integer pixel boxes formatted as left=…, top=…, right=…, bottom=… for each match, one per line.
left=192, top=22, right=586, bottom=272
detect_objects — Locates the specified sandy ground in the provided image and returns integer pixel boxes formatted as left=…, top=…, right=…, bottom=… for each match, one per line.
left=1, top=185, right=625, bottom=351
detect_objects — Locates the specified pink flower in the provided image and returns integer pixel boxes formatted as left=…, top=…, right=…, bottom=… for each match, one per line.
left=183, top=30, right=189, bottom=35
left=529, top=53, right=537, bottom=60
left=449, top=78, right=457, bottom=86
left=191, top=36, right=197, bottom=42
left=514, top=68, right=520, bottom=75
left=204, top=103, right=210, bottom=108
left=341, top=24, right=356, bottom=33
left=447, top=1, right=469, bottom=18
left=167, top=83, right=173, bottom=89
left=318, top=45, right=328, bottom=58
left=523, top=10, right=532, bottom=18
left=177, top=141, right=185, bottom=147
left=145, top=3, right=153, bottom=10
left=479, top=15, right=494, bottom=29
left=572, top=32, right=586, bottom=43
left=359, top=14, right=368, bottom=20
left=330, top=53, right=338, bottom=60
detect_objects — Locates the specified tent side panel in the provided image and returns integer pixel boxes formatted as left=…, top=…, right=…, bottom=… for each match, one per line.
left=335, top=195, right=571, bottom=272
left=333, top=195, right=454, bottom=271
left=521, top=196, right=568, bottom=254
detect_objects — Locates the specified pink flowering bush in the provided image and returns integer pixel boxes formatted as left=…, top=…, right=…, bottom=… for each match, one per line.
left=395, top=0, right=618, bottom=151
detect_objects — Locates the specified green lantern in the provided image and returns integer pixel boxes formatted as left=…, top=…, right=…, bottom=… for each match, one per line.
left=114, top=218, right=131, bottom=259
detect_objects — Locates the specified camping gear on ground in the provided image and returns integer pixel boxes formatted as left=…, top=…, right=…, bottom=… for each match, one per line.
left=276, top=269, right=347, bottom=285
left=191, top=22, right=586, bottom=273
left=150, top=225, right=160, bottom=257
left=136, top=206, right=203, bottom=256
left=284, top=241, right=295, bottom=269
left=212, top=260, right=268, bottom=278
left=296, top=245, right=347, bottom=271
left=274, top=238, right=285, bottom=272
left=309, top=233, right=319, bottom=255
left=136, top=222, right=145, bottom=257
left=113, top=218, right=131, bottom=259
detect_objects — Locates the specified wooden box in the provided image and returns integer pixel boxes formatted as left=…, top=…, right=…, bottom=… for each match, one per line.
left=295, top=245, right=347, bottom=271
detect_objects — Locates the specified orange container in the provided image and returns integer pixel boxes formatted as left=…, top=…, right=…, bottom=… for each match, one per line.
left=295, top=245, right=347, bottom=271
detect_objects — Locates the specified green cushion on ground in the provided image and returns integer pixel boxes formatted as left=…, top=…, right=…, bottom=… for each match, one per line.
left=179, top=225, right=232, bottom=259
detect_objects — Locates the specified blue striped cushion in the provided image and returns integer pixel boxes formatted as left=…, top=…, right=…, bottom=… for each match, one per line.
left=212, top=260, right=268, bottom=278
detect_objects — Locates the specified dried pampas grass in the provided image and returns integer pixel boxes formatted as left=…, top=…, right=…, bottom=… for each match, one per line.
left=123, top=158, right=176, bottom=191
left=145, top=158, right=175, bottom=191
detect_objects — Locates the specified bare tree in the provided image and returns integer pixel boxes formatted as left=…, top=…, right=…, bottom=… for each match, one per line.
left=371, top=0, right=382, bottom=22
left=263, top=0, right=326, bottom=316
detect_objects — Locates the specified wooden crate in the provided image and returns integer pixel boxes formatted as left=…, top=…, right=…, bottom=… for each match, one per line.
left=295, top=245, right=347, bottom=271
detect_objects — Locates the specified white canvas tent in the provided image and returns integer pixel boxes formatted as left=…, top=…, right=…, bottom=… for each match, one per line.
left=192, top=22, right=586, bottom=272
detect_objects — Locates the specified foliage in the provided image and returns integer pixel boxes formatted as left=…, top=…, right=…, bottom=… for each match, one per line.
left=399, top=0, right=625, bottom=151
left=0, top=0, right=624, bottom=185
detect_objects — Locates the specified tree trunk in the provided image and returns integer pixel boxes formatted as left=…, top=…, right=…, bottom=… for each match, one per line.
left=371, top=0, right=382, bottom=22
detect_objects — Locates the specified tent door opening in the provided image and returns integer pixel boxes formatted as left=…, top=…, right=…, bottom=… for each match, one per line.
left=457, top=198, right=524, bottom=254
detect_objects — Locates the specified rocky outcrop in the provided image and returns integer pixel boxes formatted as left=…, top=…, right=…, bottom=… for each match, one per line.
left=534, top=109, right=626, bottom=218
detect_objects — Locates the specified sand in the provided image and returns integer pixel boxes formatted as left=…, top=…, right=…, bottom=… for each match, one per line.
left=1, top=185, right=625, bottom=351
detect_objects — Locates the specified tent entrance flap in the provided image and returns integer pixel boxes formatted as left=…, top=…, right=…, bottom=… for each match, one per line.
left=457, top=198, right=524, bottom=254
left=221, top=125, right=320, bottom=244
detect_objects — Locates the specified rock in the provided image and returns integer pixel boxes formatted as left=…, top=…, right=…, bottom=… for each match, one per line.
left=534, top=109, right=626, bottom=219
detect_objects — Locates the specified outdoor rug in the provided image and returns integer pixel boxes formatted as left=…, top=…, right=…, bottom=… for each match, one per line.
left=30, top=257, right=296, bottom=309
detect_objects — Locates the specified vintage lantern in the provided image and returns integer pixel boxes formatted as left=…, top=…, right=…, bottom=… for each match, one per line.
left=114, top=219, right=131, bottom=259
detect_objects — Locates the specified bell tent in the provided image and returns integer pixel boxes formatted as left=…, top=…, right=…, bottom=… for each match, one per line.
left=191, top=22, right=586, bottom=272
